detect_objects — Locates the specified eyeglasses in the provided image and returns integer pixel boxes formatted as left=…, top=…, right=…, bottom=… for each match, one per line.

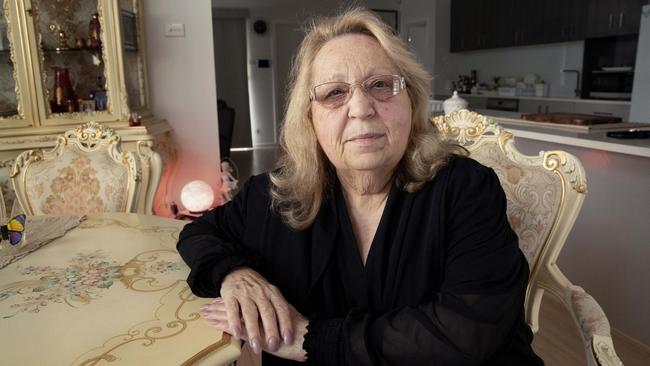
left=309, top=74, right=406, bottom=109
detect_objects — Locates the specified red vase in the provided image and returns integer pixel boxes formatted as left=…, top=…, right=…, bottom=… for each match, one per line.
left=50, top=67, right=77, bottom=113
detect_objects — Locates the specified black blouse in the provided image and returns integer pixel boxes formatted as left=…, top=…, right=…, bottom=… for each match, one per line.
left=177, top=157, right=544, bottom=365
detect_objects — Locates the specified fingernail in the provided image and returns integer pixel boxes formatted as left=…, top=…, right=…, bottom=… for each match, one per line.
left=283, top=330, right=294, bottom=345
left=267, top=336, right=279, bottom=351
left=250, top=336, right=261, bottom=354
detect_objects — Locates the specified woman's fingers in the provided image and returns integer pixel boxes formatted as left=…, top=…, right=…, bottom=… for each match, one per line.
left=224, top=296, right=243, bottom=340
left=256, top=297, right=280, bottom=351
left=218, top=268, right=296, bottom=352
left=239, top=298, right=263, bottom=354
left=270, top=292, right=294, bottom=345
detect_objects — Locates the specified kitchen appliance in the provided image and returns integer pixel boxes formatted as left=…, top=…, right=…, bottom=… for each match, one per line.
left=588, top=68, right=634, bottom=100
left=630, top=5, right=650, bottom=123
left=582, top=34, right=638, bottom=101
left=521, top=113, right=622, bottom=125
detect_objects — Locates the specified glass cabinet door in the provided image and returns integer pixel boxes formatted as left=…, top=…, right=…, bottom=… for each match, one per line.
left=118, top=0, right=149, bottom=116
left=0, top=0, right=36, bottom=128
left=24, top=0, right=125, bottom=125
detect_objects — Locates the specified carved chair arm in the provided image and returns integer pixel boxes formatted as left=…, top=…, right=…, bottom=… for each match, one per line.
left=563, top=285, right=623, bottom=366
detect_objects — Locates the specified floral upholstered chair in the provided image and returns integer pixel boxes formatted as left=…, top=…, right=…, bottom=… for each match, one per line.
left=11, top=122, right=142, bottom=215
left=432, top=110, right=622, bottom=366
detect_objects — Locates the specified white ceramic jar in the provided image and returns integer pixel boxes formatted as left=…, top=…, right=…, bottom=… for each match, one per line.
left=443, top=91, right=468, bottom=115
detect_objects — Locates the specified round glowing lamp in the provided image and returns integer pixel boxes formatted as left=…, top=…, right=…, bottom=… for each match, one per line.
left=180, top=180, right=214, bottom=213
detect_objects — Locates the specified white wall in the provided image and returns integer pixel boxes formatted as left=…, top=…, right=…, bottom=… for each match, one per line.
left=143, top=0, right=222, bottom=211
left=433, top=0, right=584, bottom=99
left=212, top=0, right=401, bottom=146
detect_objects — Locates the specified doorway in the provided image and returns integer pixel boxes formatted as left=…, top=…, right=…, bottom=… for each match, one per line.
left=406, top=21, right=428, bottom=65
left=273, top=23, right=303, bottom=137
left=212, top=12, right=253, bottom=149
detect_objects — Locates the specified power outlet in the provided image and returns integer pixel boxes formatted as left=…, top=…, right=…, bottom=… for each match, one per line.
left=165, top=23, right=185, bottom=37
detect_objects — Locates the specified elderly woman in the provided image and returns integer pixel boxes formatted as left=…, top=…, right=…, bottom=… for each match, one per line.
left=178, top=8, right=543, bottom=366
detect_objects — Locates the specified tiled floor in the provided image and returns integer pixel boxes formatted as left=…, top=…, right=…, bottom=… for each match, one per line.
left=228, top=146, right=650, bottom=366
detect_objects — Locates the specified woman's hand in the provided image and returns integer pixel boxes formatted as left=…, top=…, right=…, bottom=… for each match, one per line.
left=201, top=297, right=308, bottom=361
left=209, top=267, right=304, bottom=358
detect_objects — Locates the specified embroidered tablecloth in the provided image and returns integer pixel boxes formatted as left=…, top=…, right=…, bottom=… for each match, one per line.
left=0, top=213, right=240, bottom=366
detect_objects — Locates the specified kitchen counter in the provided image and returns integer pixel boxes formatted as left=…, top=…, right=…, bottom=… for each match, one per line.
left=450, top=92, right=631, bottom=105
left=473, top=109, right=650, bottom=158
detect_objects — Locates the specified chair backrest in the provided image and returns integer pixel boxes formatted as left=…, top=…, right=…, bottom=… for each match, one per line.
left=432, top=110, right=588, bottom=326
left=11, top=122, right=142, bottom=215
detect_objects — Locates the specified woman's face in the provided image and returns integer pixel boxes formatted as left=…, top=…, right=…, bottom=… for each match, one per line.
left=309, top=34, right=412, bottom=177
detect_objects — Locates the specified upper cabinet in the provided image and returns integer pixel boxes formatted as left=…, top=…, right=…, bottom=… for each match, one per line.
left=587, top=0, right=647, bottom=38
left=451, top=0, right=647, bottom=52
left=0, top=0, right=150, bottom=128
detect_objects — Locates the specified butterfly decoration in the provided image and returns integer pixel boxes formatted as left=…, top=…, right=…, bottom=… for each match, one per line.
left=0, top=214, right=26, bottom=246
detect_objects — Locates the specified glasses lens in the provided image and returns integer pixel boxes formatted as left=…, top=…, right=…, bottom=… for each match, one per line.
left=364, top=75, right=402, bottom=101
left=313, top=82, right=350, bottom=107
left=311, top=75, right=403, bottom=108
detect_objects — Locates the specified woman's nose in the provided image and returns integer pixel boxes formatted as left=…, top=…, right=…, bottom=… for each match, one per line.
left=347, top=87, right=375, bottom=120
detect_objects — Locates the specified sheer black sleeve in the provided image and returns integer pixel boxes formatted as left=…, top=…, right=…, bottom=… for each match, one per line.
left=304, top=161, right=530, bottom=365
left=176, top=176, right=263, bottom=298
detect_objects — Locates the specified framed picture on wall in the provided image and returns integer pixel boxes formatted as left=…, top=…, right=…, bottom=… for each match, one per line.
left=120, top=10, right=138, bottom=51
left=371, top=9, right=398, bottom=33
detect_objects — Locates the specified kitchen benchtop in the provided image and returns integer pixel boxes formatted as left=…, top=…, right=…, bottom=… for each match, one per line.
left=471, top=109, right=650, bottom=158
left=445, top=93, right=631, bottom=105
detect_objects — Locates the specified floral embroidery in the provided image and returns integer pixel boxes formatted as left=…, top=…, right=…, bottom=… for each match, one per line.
left=0, top=251, right=182, bottom=318
left=147, top=260, right=182, bottom=274
left=41, top=156, right=106, bottom=214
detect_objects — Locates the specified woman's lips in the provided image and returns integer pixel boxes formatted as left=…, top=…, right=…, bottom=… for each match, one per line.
left=347, top=133, right=385, bottom=145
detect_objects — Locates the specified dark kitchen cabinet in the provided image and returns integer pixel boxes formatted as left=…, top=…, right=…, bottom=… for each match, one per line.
left=543, top=0, right=587, bottom=43
left=587, top=0, right=647, bottom=38
left=450, top=0, right=489, bottom=51
left=449, top=0, right=645, bottom=52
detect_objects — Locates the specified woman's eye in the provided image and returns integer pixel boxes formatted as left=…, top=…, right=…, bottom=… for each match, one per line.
left=371, top=80, right=389, bottom=88
left=325, top=88, right=346, bottom=99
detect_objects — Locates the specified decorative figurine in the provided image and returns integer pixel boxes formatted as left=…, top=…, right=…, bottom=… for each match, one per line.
left=88, top=13, right=101, bottom=48
left=49, top=24, right=69, bottom=51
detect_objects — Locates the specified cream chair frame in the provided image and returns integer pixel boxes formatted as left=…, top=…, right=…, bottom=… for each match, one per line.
left=135, top=140, right=162, bottom=215
left=432, top=110, right=622, bottom=366
left=11, top=122, right=142, bottom=215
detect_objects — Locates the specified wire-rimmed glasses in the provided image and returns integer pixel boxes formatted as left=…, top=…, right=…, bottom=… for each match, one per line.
left=309, top=75, right=406, bottom=109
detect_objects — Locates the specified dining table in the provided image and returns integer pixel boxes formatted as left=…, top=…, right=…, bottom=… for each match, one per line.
left=0, top=213, right=241, bottom=366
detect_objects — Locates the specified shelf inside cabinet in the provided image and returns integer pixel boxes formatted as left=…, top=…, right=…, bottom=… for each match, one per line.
left=42, top=46, right=102, bottom=54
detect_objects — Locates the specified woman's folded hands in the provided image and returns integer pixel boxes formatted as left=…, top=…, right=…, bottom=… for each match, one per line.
left=200, top=267, right=308, bottom=362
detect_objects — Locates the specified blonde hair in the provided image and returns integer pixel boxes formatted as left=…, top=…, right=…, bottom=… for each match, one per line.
left=270, top=7, right=458, bottom=230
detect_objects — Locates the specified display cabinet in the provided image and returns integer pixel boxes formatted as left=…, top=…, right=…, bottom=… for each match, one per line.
left=0, top=0, right=174, bottom=216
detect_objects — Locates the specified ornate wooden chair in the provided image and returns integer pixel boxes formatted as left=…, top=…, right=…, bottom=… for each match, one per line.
left=0, top=159, right=16, bottom=219
left=11, top=122, right=142, bottom=215
left=432, top=110, right=622, bottom=366
left=135, top=140, right=163, bottom=215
